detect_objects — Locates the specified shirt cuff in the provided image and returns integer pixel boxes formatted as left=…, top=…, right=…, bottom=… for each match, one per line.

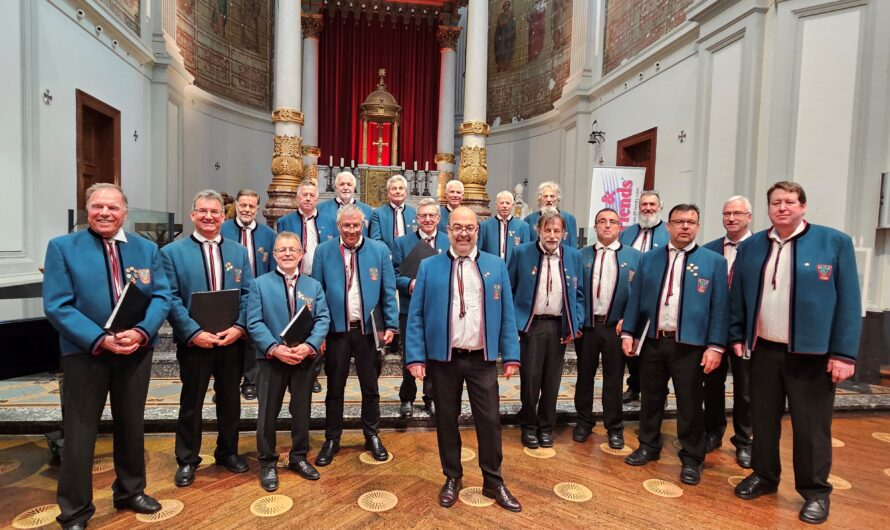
left=829, top=355, right=856, bottom=365
left=706, top=345, right=725, bottom=354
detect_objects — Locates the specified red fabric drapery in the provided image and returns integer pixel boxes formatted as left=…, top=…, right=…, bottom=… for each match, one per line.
left=318, top=12, right=440, bottom=168
left=364, top=122, right=393, bottom=165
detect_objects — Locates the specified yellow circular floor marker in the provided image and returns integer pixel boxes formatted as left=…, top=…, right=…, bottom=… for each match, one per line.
left=523, top=447, right=556, bottom=459
left=871, top=432, right=890, bottom=443
left=12, top=504, right=61, bottom=529
left=461, top=448, right=476, bottom=462
left=359, top=451, right=393, bottom=465
left=250, top=495, right=294, bottom=517
left=883, top=468, right=890, bottom=478
left=276, top=453, right=290, bottom=468
left=357, top=490, right=398, bottom=512
left=198, top=454, right=216, bottom=468
left=643, top=479, right=683, bottom=498
left=92, top=456, right=114, bottom=474
left=554, top=482, right=593, bottom=502
left=135, top=499, right=184, bottom=523
left=599, top=443, right=632, bottom=456
left=0, top=458, right=22, bottom=475
left=727, top=475, right=746, bottom=487
left=459, top=487, right=494, bottom=507
left=828, top=474, right=852, bottom=490
left=831, top=437, right=845, bottom=447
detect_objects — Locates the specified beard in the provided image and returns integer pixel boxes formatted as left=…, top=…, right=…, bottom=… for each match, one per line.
left=638, top=212, right=660, bottom=229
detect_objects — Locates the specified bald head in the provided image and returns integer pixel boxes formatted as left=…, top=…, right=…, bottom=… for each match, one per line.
left=447, top=206, right=479, bottom=256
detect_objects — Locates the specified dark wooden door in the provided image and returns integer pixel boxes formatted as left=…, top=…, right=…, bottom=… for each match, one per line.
left=76, top=90, right=120, bottom=210
left=617, top=127, right=657, bottom=189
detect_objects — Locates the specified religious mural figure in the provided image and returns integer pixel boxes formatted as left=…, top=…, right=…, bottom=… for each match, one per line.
left=241, top=0, right=261, bottom=51
left=211, top=0, right=228, bottom=36
left=494, top=0, right=517, bottom=72
left=551, top=0, right=571, bottom=49
left=528, top=0, right=546, bottom=62
left=179, top=0, right=195, bottom=16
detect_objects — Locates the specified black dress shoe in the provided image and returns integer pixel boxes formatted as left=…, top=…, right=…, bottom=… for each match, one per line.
left=364, top=435, right=389, bottom=461
left=538, top=431, right=554, bottom=448
left=622, top=389, right=640, bottom=404
left=572, top=424, right=592, bottom=443
left=680, top=463, right=702, bottom=485
left=734, top=473, right=778, bottom=500
left=482, top=484, right=521, bottom=512
left=216, top=454, right=249, bottom=473
left=608, top=432, right=625, bottom=450
left=800, top=497, right=830, bottom=524
left=705, top=433, right=722, bottom=453
left=174, top=464, right=196, bottom=487
left=313, top=378, right=322, bottom=393
left=520, top=430, right=540, bottom=449
left=289, top=458, right=320, bottom=480
left=736, top=445, right=752, bottom=469
left=423, top=400, right=435, bottom=417
left=625, top=447, right=660, bottom=466
left=63, top=524, right=86, bottom=530
left=241, top=384, right=257, bottom=400
left=260, top=467, right=279, bottom=492
left=315, top=439, right=340, bottom=466
left=113, top=493, right=161, bottom=514
left=439, top=477, right=462, bottom=508
left=399, top=401, right=413, bottom=418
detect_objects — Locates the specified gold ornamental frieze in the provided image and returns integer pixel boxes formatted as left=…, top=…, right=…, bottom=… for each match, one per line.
left=274, top=135, right=302, bottom=158
left=459, top=121, right=490, bottom=137
left=436, top=25, right=461, bottom=50
left=302, top=14, right=324, bottom=39
left=458, top=146, right=488, bottom=185
left=272, top=108, right=305, bottom=125
left=434, top=152, right=456, bottom=164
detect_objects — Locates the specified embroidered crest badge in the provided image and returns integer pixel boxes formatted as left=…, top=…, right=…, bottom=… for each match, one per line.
left=697, top=278, right=710, bottom=293
left=233, top=268, right=242, bottom=283
left=531, top=266, right=538, bottom=276
left=493, top=284, right=501, bottom=300
left=225, top=262, right=233, bottom=271
left=370, top=267, right=379, bottom=281
left=514, top=237, right=521, bottom=246
left=137, top=269, right=151, bottom=284
left=817, top=264, right=833, bottom=281
left=628, top=270, right=635, bottom=282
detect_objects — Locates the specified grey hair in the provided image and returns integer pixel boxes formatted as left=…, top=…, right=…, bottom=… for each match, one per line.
left=538, top=181, right=562, bottom=200
left=336, top=203, right=365, bottom=223
left=235, top=189, right=259, bottom=201
left=537, top=206, right=566, bottom=230
left=387, top=174, right=408, bottom=189
left=275, top=231, right=303, bottom=250
left=445, top=179, right=464, bottom=193
left=416, top=198, right=440, bottom=210
left=298, top=181, right=318, bottom=194
left=192, top=189, right=224, bottom=210
left=85, top=183, right=128, bottom=207
left=496, top=190, right=514, bottom=202
left=724, top=195, right=752, bottom=213
left=640, top=189, right=662, bottom=207
left=336, top=171, right=357, bottom=187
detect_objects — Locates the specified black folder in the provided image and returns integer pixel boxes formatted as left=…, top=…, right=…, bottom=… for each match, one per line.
left=104, top=282, right=150, bottom=332
left=189, top=289, right=240, bottom=333
left=280, top=305, right=314, bottom=347
left=370, top=304, right=387, bottom=352
left=399, top=240, right=438, bottom=279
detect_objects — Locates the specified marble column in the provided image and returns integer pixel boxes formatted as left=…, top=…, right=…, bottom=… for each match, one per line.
left=435, top=25, right=461, bottom=204
left=301, top=13, right=323, bottom=184
left=265, top=0, right=303, bottom=226
left=458, top=0, right=491, bottom=217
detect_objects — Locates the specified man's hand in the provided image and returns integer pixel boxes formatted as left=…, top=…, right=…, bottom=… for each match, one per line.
left=408, top=364, right=426, bottom=380
left=271, top=344, right=300, bottom=365
left=101, top=334, right=140, bottom=355
left=293, top=343, right=313, bottom=363
left=191, top=331, right=221, bottom=349
left=701, top=348, right=722, bottom=374
left=503, top=363, right=519, bottom=379
left=733, top=343, right=745, bottom=357
left=615, top=319, right=623, bottom=335
left=621, top=337, right=638, bottom=357
left=215, top=326, right=245, bottom=346
left=827, top=358, right=855, bottom=383
left=383, top=329, right=395, bottom=345
left=409, top=279, right=415, bottom=295
left=114, top=330, right=145, bottom=347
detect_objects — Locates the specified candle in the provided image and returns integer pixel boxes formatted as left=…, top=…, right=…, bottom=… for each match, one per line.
left=350, top=160, right=354, bottom=167
left=329, top=155, right=333, bottom=166
left=413, top=161, right=418, bottom=171
left=425, top=161, right=429, bottom=171
left=401, top=162, right=406, bottom=170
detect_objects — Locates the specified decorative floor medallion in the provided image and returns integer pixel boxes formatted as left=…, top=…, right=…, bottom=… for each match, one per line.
left=727, top=476, right=746, bottom=487
left=92, top=456, right=114, bottom=474
left=250, top=495, right=294, bottom=517
left=872, top=432, right=890, bottom=443
left=461, top=448, right=476, bottom=462
left=523, top=447, right=556, bottom=459
left=553, top=482, right=593, bottom=502
left=828, top=474, right=852, bottom=490
left=643, top=479, right=683, bottom=498
left=0, top=458, right=22, bottom=475
left=831, top=437, right=845, bottom=447
left=276, top=453, right=291, bottom=468
left=357, top=490, right=398, bottom=512
left=12, top=505, right=61, bottom=529
left=459, top=487, right=494, bottom=507
left=599, top=443, right=632, bottom=456
left=198, top=454, right=216, bottom=467
left=359, top=451, right=394, bottom=465
left=135, top=499, right=184, bottom=522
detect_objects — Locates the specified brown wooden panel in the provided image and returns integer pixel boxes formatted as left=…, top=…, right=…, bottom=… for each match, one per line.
left=617, top=127, right=658, bottom=190
left=76, top=90, right=121, bottom=210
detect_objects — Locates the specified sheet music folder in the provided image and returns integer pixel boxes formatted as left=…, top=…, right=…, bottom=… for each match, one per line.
left=280, top=306, right=314, bottom=347
left=103, top=282, right=150, bottom=332
left=399, top=241, right=438, bottom=279
left=189, top=289, right=240, bottom=333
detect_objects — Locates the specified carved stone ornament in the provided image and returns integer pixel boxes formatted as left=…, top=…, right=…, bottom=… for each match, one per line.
left=459, top=121, right=491, bottom=137
left=274, top=135, right=302, bottom=158
left=302, top=145, right=321, bottom=157
left=271, top=135, right=303, bottom=182
left=434, top=152, right=456, bottom=164
left=437, top=25, right=461, bottom=50
left=272, top=108, right=305, bottom=125
left=458, top=146, right=488, bottom=186
left=302, top=14, right=324, bottom=39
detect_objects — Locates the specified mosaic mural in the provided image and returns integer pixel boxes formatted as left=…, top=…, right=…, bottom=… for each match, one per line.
left=100, top=0, right=140, bottom=36
left=603, top=0, right=692, bottom=75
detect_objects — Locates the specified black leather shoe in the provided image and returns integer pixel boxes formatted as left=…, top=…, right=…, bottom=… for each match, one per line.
left=315, top=439, right=340, bottom=466
left=364, top=435, right=389, bottom=461
left=113, top=493, right=161, bottom=514
left=608, top=432, right=625, bottom=450
left=625, top=447, right=660, bottom=466
left=520, top=430, right=539, bottom=449
left=241, top=384, right=257, bottom=400
left=423, top=400, right=435, bottom=417
left=260, top=467, right=279, bottom=492
left=680, top=463, right=702, bottom=485
left=289, top=458, right=320, bottom=480
left=482, top=484, right=521, bottom=512
left=734, top=473, right=779, bottom=500
left=622, top=389, right=640, bottom=404
left=538, top=431, right=553, bottom=448
left=399, top=401, right=413, bottom=418
left=63, top=524, right=86, bottom=530
left=439, top=477, right=462, bottom=508
left=705, top=433, right=722, bottom=453
left=736, top=446, right=752, bottom=469
left=799, top=497, right=830, bottom=525
left=572, top=424, right=592, bottom=443
left=174, top=464, right=196, bottom=487
left=313, top=378, right=322, bottom=393
left=216, top=454, right=249, bottom=473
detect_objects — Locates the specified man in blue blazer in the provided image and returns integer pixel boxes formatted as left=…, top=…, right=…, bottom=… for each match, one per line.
left=221, top=189, right=277, bottom=401
left=311, top=204, right=399, bottom=466
left=729, top=182, right=861, bottom=525
left=573, top=208, right=642, bottom=449
left=317, top=171, right=372, bottom=235
left=370, top=174, right=418, bottom=251
left=524, top=181, right=578, bottom=248
left=701, top=195, right=754, bottom=468
left=621, top=204, right=728, bottom=486
left=161, top=189, right=254, bottom=488
left=509, top=208, right=584, bottom=448
left=393, top=198, right=449, bottom=417
left=438, top=179, right=464, bottom=232
left=247, top=232, right=330, bottom=492
left=406, top=206, right=522, bottom=512
left=44, top=184, right=172, bottom=528
left=479, top=190, right=530, bottom=264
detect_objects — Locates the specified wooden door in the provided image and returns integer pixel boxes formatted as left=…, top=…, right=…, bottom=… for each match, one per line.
left=76, top=90, right=120, bottom=210
left=617, top=127, right=657, bottom=190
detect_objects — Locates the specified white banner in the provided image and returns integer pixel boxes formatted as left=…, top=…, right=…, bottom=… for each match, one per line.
left=588, top=166, right=647, bottom=228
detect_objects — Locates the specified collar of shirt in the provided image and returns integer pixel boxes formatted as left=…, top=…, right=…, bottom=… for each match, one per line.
left=339, top=235, right=364, bottom=249
left=448, top=246, right=478, bottom=260
left=276, top=266, right=300, bottom=282
left=595, top=239, right=620, bottom=251
left=336, top=197, right=355, bottom=206
left=235, top=218, right=257, bottom=231
left=193, top=231, right=222, bottom=244
left=668, top=241, right=696, bottom=252
left=419, top=228, right=438, bottom=239
left=390, top=202, right=404, bottom=211
left=107, top=228, right=128, bottom=243
left=724, top=231, right=752, bottom=246
left=537, top=241, right=562, bottom=257
left=768, top=221, right=806, bottom=243
left=497, top=214, right=513, bottom=223
left=300, top=208, right=318, bottom=220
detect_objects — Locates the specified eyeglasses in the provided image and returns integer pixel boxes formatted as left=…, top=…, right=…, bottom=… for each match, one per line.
left=722, top=211, right=750, bottom=218
left=669, top=219, right=699, bottom=227
left=449, top=224, right=477, bottom=235
left=193, top=208, right=223, bottom=218
left=596, top=219, right=620, bottom=226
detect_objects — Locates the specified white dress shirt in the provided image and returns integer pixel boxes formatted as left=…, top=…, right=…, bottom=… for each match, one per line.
left=391, top=203, right=406, bottom=238
left=657, top=241, right=696, bottom=331
left=758, top=222, right=806, bottom=344
left=341, top=236, right=363, bottom=322
left=301, top=209, right=319, bottom=275
left=632, top=223, right=658, bottom=252
left=450, top=247, right=484, bottom=350
left=592, top=239, right=621, bottom=316
left=193, top=231, right=223, bottom=291
left=533, top=244, right=564, bottom=316
left=497, top=215, right=512, bottom=259
left=235, top=218, right=257, bottom=275
left=722, top=231, right=752, bottom=272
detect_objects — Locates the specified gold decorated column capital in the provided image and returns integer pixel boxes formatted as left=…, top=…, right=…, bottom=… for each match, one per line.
left=272, top=107, right=305, bottom=125
left=302, top=14, right=324, bottom=39
left=434, top=152, right=456, bottom=164
left=459, top=121, right=490, bottom=137
left=437, top=25, right=462, bottom=51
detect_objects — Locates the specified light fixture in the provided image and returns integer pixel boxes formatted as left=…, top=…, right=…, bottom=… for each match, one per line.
left=588, top=120, right=605, bottom=144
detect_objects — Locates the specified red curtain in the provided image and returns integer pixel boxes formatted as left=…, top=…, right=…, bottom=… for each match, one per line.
left=318, top=12, right=441, bottom=168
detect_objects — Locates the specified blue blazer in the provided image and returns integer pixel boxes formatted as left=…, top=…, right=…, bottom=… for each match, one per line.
left=43, top=230, right=172, bottom=355
left=580, top=243, right=642, bottom=327
left=311, top=237, right=399, bottom=333
left=369, top=204, right=418, bottom=251
left=729, top=224, right=861, bottom=360
left=509, top=242, right=585, bottom=338
left=221, top=219, right=277, bottom=276
left=247, top=270, right=330, bottom=358
left=524, top=209, right=579, bottom=248
left=160, top=236, right=254, bottom=345
left=393, top=230, right=450, bottom=315
left=438, top=205, right=457, bottom=232
left=618, top=221, right=670, bottom=252
left=478, top=216, right=531, bottom=264
left=276, top=210, right=339, bottom=244
left=406, top=250, right=521, bottom=365
left=623, top=244, right=729, bottom=349
left=317, top=198, right=373, bottom=236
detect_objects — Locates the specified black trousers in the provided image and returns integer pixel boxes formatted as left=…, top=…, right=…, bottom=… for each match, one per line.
left=574, top=323, right=625, bottom=433
left=398, top=313, right=432, bottom=404
left=324, top=328, right=381, bottom=440
left=626, top=355, right=640, bottom=393
left=56, top=349, right=153, bottom=527
left=518, top=318, right=566, bottom=434
left=428, top=351, right=504, bottom=489
left=255, top=357, right=315, bottom=467
left=242, top=339, right=258, bottom=387
left=638, top=337, right=706, bottom=465
left=703, top=349, right=753, bottom=447
left=175, top=342, right=243, bottom=466
left=750, top=339, right=835, bottom=500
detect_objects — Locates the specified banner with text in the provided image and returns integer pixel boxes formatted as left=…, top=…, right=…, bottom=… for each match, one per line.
left=589, top=166, right=647, bottom=230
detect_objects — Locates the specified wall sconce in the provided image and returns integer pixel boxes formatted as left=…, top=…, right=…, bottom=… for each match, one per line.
left=588, top=120, right=605, bottom=144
